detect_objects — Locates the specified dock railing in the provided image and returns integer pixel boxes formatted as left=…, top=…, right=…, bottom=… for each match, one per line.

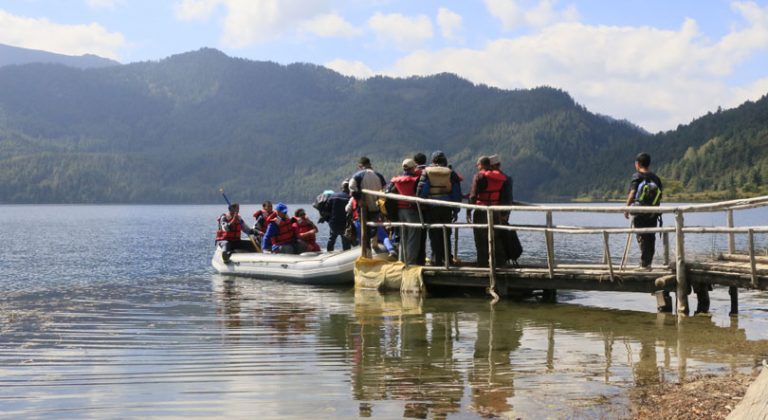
left=361, top=189, right=768, bottom=307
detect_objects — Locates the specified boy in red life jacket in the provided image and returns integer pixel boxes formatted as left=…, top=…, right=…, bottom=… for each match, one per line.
left=261, top=202, right=301, bottom=254
left=293, top=208, right=321, bottom=252
left=216, top=203, right=258, bottom=263
left=390, top=158, right=423, bottom=265
left=252, top=200, right=274, bottom=239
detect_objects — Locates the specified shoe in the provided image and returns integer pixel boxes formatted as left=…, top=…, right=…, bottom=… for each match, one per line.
left=388, top=251, right=398, bottom=258
left=222, top=252, right=232, bottom=263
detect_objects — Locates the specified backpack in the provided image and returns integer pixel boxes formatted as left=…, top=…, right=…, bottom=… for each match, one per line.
left=377, top=183, right=400, bottom=222
left=634, top=174, right=662, bottom=206
left=312, top=190, right=333, bottom=223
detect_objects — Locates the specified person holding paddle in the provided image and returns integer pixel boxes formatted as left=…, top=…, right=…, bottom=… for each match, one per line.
left=216, top=202, right=258, bottom=263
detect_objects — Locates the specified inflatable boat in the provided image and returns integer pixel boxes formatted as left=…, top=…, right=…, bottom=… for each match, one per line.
left=211, top=247, right=361, bottom=285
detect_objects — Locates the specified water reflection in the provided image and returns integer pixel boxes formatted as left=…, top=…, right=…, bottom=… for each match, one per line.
left=209, top=280, right=768, bottom=418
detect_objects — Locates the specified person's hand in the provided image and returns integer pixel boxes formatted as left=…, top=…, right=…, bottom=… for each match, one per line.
left=624, top=211, right=630, bottom=219
left=465, top=210, right=472, bottom=223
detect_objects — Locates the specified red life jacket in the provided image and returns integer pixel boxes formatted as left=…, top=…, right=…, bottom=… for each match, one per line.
left=269, top=216, right=296, bottom=246
left=215, top=214, right=241, bottom=241
left=294, top=219, right=320, bottom=252
left=476, top=170, right=507, bottom=205
left=391, top=174, right=419, bottom=208
left=253, top=209, right=275, bottom=232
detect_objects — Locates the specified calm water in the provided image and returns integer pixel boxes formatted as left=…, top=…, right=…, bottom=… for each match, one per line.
left=1, top=204, right=768, bottom=418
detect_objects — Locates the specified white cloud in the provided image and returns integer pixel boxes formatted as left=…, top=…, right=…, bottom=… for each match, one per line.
left=300, top=13, right=362, bottom=38
left=437, top=8, right=462, bottom=41
left=173, top=0, right=332, bottom=47
left=379, top=2, right=768, bottom=132
left=0, top=9, right=125, bottom=59
left=367, top=12, right=433, bottom=50
left=85, top=0, right=121, bottom=9
left=485, top=0, right=579, bottom=30
left=325, top=58, right=374, bottom=79
left=174, top=0, right=222, bottom=21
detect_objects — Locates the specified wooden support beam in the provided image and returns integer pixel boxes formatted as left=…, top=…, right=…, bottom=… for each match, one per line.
left=675, top=211, right=689, bottom=315
left=487, top=209, right=499, bottom=301
left=749, top=229, right=757, bottom=287
left=729, top=286, right=739, bottom=315
left=545, top=211, right=555, bottom=279
left=602, top=231, right=614, bottom=281
left=727, top=209, right=735, bottom=254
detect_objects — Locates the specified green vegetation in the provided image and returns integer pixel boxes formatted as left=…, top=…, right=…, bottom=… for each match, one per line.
left=0, top=48, right=766, bottom=203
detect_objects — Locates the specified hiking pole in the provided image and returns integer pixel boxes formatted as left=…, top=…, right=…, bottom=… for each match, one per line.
left=620, top=219, right=633, bottom=270
left=219, top=187, right=261, bottom=252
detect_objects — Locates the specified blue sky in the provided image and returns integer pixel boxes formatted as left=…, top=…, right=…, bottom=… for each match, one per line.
left=1, top=0, right=767, bottom=132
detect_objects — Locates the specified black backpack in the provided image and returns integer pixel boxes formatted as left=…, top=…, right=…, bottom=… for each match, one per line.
left=312, top=191, right=333, bottom=223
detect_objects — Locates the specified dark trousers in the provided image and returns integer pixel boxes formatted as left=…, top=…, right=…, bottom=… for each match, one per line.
left=472, top=211, right=507, bottom=267
left=217, top=239, right=256, bottom=259
left=425, top=206, right=453, bottom=266
left=327, top=227, right=351, bottom=252
left=633, top=215, right=658, bottom=267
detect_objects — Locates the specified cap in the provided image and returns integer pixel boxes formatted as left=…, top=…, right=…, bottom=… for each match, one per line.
left=402, top=158, right=416, bottom=169
left=275, top=202, right=288, bottom=213
left=488, top=154, right=500, bottom=165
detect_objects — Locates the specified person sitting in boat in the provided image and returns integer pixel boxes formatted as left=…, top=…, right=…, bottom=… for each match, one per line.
left=293, top=208, right=321, bottom=252
left=261, top=203, right=302, bottom=254
left=252, top=200, right=274, bottom=240
left=216, top=202, right=258, bottom=263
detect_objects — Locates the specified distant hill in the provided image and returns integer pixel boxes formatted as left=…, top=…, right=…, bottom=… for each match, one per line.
left=0, top=47, right=765, bottom=204
left=0, top=43, right=119, bottom=69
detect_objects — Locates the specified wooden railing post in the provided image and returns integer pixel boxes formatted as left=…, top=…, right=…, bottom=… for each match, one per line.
left=360, top=206, right=369, bottom=259
left=487, top=209, right=499, bottom=301
left=545, top=211, right=555, bottom=279
left=442, top=226, right=450, bottom=269
left=602, top=231, right=614, bottom=281
left=727, top=209, right=735, bottom=254
left=675, top=210, right=689, bottom=315
left=749, top=229, right=757, bottom=287
left=663, top=232, right=670, bottom=268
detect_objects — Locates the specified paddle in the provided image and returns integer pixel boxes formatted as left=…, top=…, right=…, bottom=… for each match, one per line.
left=219, top=187, right=261, bottom=253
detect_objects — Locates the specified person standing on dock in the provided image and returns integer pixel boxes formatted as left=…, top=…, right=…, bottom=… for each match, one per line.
left=390, top=158, right=422, bottom=265
left=467, top=156, right=509, bottom=267
left=349, top=156, right=387, bottom=252
left=216, top=203, right=258, bottom=263
left=417, top=151, right=463, bottom=266
left=624, top=152, right=663, bottom=270
left=489, top=154, right=522, bottom=265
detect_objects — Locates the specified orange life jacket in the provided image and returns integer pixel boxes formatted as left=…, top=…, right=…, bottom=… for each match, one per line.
left=215, top=214, right=241, bottom=241
left=253, top=209, right=275, bottom=232
left=476, top=170, right=507, bottom=205
left=391, top=174, right=419, bottom=208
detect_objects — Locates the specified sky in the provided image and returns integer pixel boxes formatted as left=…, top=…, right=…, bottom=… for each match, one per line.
left=1, top=0, right=767, bottom=133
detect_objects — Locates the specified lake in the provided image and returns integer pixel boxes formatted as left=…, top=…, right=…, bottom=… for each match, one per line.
left=1, top=204, right=767, bottom=418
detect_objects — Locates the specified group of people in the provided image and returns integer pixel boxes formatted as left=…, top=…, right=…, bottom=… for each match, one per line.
left=216, top=151, right=664, bottom=271
left=215, top=201, right=321, bottom=262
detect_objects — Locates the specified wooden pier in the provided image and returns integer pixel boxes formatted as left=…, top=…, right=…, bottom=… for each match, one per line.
left=360, top=190, right=768, bottom=315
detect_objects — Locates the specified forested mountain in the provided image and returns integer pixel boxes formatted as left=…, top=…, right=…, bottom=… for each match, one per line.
left=0, top=47, right=765, bottom=203
left=0, top=43, right=119, bottom=69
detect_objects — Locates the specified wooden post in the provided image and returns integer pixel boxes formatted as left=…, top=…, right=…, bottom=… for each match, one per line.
left=360, top=206, right=369, bottom=259
left=545, top=211, right=555, bottom=279
left=729, top=286, right=739, bottom=315
left=442, top=226, right=450, bottom=269
left=603, top=231, right=614, bottom=281
left=727, top=209, right=735, bottom=254
left=749, top=229, right=757, bottom=287
left=399, top=225, right=405, bottom=264
left=487, top=209, right=499, bottom=301
left=675, top=210, right=689, bottom=316
left=663, top=232, right=670, bottom=268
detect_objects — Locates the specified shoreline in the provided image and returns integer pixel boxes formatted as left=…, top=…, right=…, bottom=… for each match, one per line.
left=626, top=371, right=759, bottom=419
